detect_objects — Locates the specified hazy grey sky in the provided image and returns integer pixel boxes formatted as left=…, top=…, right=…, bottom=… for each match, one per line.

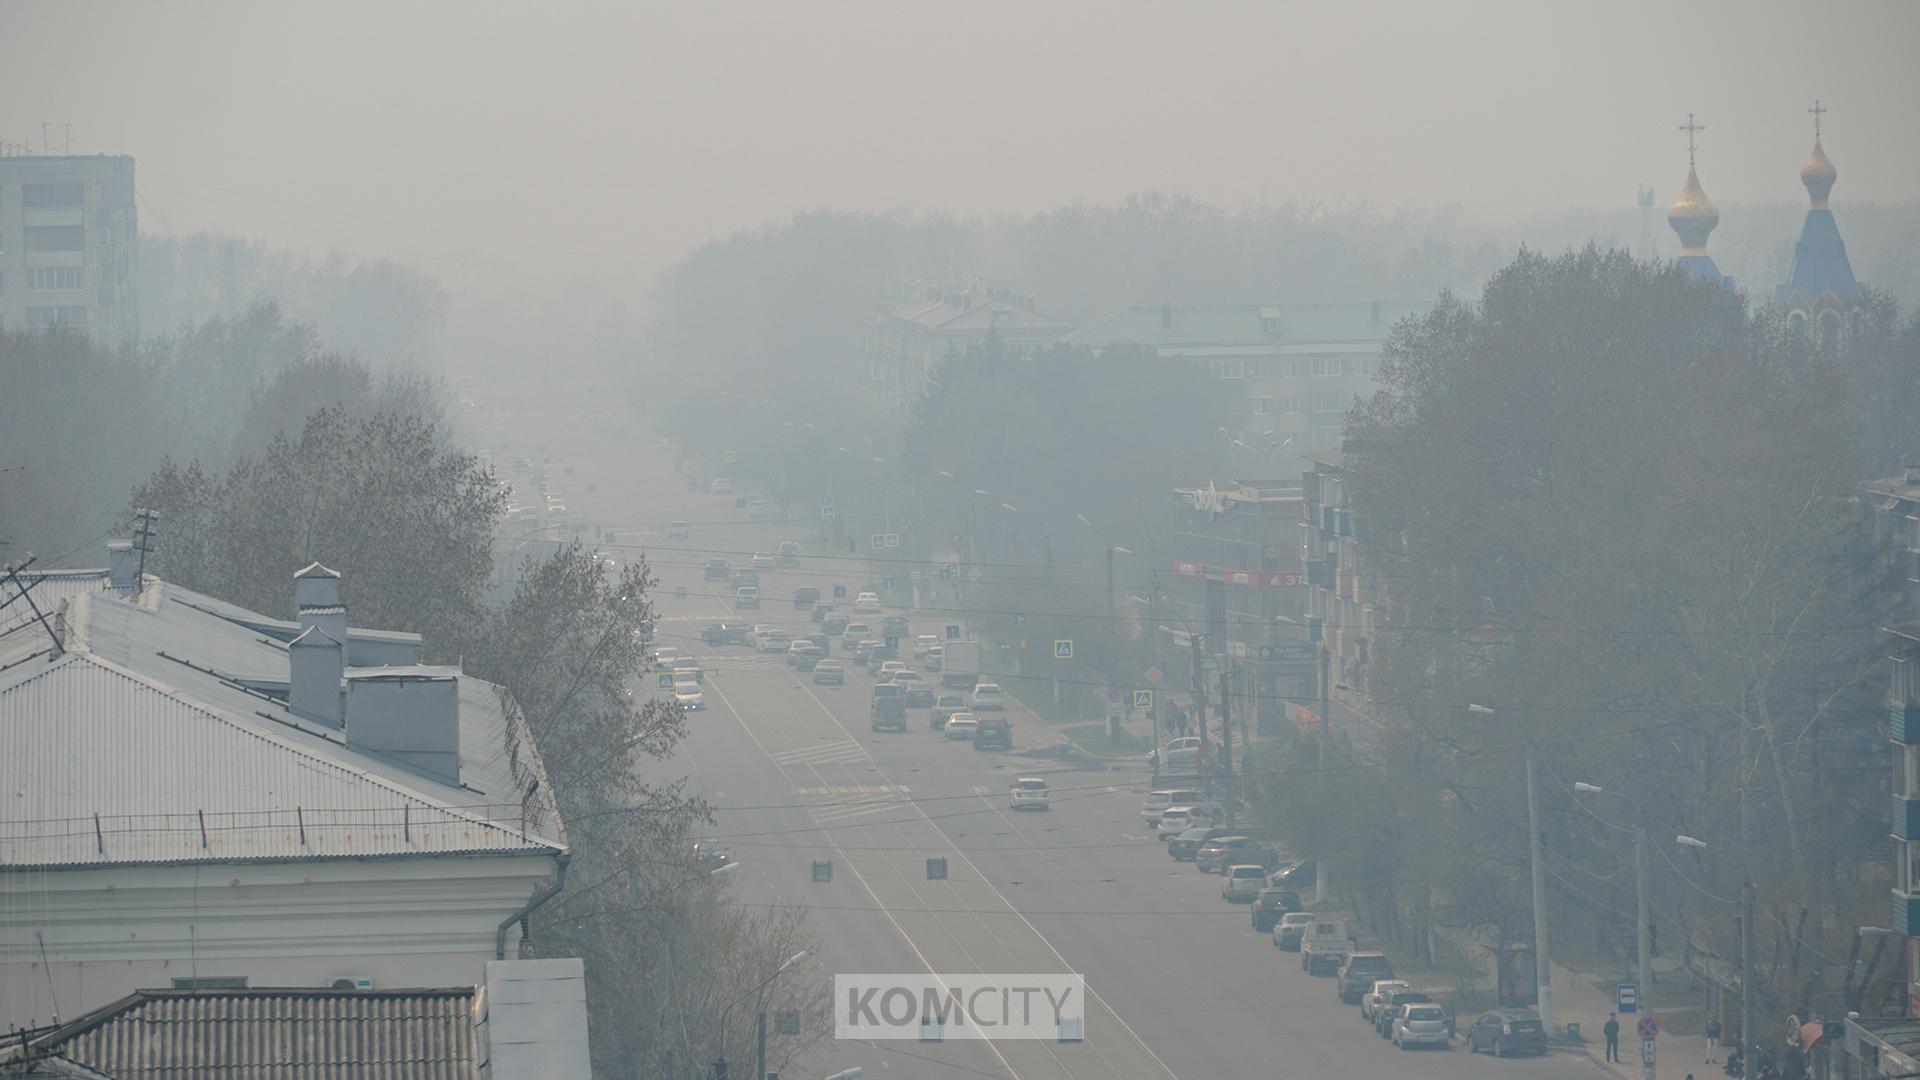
left=5, top=0, right=1916, bottom=290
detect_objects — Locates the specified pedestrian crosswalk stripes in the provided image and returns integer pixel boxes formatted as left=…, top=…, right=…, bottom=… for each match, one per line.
left=768, top=739, right=867, bottom=767
left=794, top=784, right=912, bottom=796
left=809, top=792, right=912, bottom=824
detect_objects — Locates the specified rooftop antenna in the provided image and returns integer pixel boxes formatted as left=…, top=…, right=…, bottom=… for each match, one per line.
left=1636, top=185, right=1656, bottom=260
left=1679, top=113, right=1705, bottom=168
left=132, top=508, right=159, bottom=591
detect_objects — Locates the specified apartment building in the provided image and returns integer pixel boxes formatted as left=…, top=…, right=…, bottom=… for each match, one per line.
left=0, top=153, right=138, bottom=339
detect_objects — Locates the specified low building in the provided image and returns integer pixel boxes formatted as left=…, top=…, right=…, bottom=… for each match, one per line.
left=1064, top=300, right=1429, bottom=474
left=858, top=287, right=1072, bottom=410
left=0, top=153, right=138, bottom=339
left=0, top=556, right=568, bottom=1033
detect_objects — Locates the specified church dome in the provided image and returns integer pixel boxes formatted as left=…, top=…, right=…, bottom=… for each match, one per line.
left=1668, top=166, right=1719, bottom=254
left=1800, top=138, right=1837, bottom=209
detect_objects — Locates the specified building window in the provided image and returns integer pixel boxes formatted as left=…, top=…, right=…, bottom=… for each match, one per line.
left=1310, top=390, right=1346, bottom=414
left=1897, top=744, right=1920, bottom=800
left=23, top=182, right=84, bottom=209
left=1312, top=425, right=1341, bottom=449
left=25, top=225, right=85, bottom=252
left=1252, top=397, right=1271, bottom=415
left=25, top=305, right=87, bottom=328
left=1212, top=358, right=1245, bottom=380
left=29, top=267, right=84, bottom=291
left=1282, top=358, right=1304, bottom=378
left=1310, top=356, right=1342, bottom=377
left=1277, top=397, right=1299, bottom=415
left=1899, top=841, right=1920, bottom=895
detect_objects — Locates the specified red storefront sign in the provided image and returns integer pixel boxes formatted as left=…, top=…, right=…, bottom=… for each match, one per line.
left=1171, top=562, right=1304, bottom=588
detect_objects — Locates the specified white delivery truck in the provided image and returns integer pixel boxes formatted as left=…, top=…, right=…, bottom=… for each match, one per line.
left=941, top=640, right=981, bottom=689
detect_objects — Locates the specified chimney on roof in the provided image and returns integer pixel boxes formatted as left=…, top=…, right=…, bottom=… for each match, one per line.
left=295, top=562, right=350, bottom=663
left=289, top=626, right=345, bottom=727
left=346, top=669, right=461, bottom=785
left=1161, top=302, right=1173, bottom=330
left=107, top=541, right=136, bottom=595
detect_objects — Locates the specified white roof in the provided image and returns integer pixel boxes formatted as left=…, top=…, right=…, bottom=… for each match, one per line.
left=0, top=580, right=564, bottom=868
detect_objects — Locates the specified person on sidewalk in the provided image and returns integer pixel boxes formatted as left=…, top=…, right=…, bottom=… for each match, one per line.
left=1603, top=1013, right=1622, bottom=1063
left=1706, top=1015, right=1721, bottom=1063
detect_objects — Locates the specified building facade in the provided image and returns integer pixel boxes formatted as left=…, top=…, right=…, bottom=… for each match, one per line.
left=1064, top=300, right=1429, bottom=475
left=857, top=287, right=1073, bottom=410
left=0, top=153, right=138, bottom=339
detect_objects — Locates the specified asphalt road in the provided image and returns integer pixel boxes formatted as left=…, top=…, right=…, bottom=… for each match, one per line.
left=492, top=410, right=1610, bottom=1080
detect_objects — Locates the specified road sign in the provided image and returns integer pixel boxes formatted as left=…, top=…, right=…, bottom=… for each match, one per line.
left=1259, top=642, right=1316, bottom=664
left=1617, top=982, right=1639, bottom=1014
left=1054, top=639, right=1073, bottom=659
left=945, top=624, right=960, bottom=640
left=967, top=567, right=982, bottom=583
left=938, top=565, right=952, bottom=579
left=656, top=673, right=674, bottom=690
left=870, top=534, right=885, bottom=550
left=722, top=449, right=737, bottom=464
left=883, top=532, right=900, bottom=548
left=735, top=497, right=747, bottom=509
left=1013, top=612, right=1026, bottom=625
left=833, top=585, right=847, bottom=598
left=822, top=505, right=835, bottom=520
left=1106, top=688, right=1122, bottom=704
left=1133, top=689, right=1154, bottom=709
left=1636, top=1016, right=1658, bottom=1041
left=882, top=577, right=895, bottom=591
left=1144, top=664, right=1163, bottom=684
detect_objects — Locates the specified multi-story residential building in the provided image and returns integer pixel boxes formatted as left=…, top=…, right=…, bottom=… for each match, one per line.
left=1063, top=300, right=1429, bottom=476
left=0, top=553, right=568, bottom=1033
left=1849, top=463, right=1920, bottom=1077
left=1296, top=455, right=1377, bottom=737
left=0, top=153, right=138, bottom=339
left=857, top=286, right=1073, bottom=410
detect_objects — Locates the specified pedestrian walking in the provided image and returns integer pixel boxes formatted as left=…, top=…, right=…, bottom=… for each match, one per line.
left=1604, top=1013, right=1622, bottom=1063
left=1706, top=1015, right=1722, bottom=1063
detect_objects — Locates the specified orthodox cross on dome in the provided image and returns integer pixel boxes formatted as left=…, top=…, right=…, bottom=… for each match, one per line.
left=1678, top=114, right=1705, bottom=167
left=1808, top=99, right=1827, bottom=139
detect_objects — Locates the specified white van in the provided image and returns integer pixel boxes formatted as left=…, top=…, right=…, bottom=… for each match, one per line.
left=735, top=584, right=760, bottom=608
left=1142, top=788, right=1202, bottom=825
left=970, top=682, right=1006, bottom=711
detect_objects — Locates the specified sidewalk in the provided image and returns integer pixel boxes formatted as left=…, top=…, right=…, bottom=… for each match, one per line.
left=1549, top=956, right=1712, bottom=1080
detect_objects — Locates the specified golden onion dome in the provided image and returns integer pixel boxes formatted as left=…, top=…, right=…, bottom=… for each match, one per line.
left=1667, top=166, right=1719, bottom=254
left=1800, top=137, right=1837, bottom=209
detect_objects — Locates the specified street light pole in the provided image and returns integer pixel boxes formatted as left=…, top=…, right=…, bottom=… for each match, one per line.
left=1525, top=743, right=1556, bottom=1034
left=1573, top=782, right=1652, bottom=1008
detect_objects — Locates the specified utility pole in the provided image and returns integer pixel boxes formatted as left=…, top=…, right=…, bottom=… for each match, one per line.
left=1635, top=824, right=1652, bottom=1010
left=756, top=1008, right=767, bottom=1080
left=1525, top=745, right=1555, bottom=1034
left=1315, top=639, right=1331, bottom=904
left=1105, top=544, right=1116, bottom=618
left=1740, top=877, right=1755, bottom=1072
left=1191, top=632, right=1208, bottom=778
left=1219, top=668, right=1234, bottom=827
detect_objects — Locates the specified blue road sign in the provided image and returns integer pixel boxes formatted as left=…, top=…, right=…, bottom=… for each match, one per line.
left=945, top=624, right=961, bottom=640
left=1617, top=982, right=1639, bottom=1014
left=734, top=497, right=746, bottom=509
left=939, top=566, right=952, bottom=580
left=656, top=673, right=674, bottom=690
left=1054, top=639, right=1073, bottom=659
left=1014, top=612, right=1027, bottom=625
left=882, top=577, right=895, bottom=591
left=1133, top=689, right=1154, bottom=710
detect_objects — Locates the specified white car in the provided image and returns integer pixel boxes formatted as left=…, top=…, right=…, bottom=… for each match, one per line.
left=1362, top=980, right=1414, bottom=1023
left=841, top=623, right=873, bottom=650
left=969, top=682, right=1005, bottom=711
left=1393, top=1004, right=1451, bottom=1049
left=1141, top=788, right=1202, bottom=825
left=1222, top=864, right=1266, bottom=902
left=878, top=660, right=908, bottom=680
left=674, top=685, right=705, bottom=711
left=735, top=585, right=760, bottom=608
left=912, top=634, right=940, bottom=657
left=943, top=715, right=979, bottom=741
left=750, top=552, right=776, bottom=570
left=710, top=478, right=733, bottom=495
left=756, top=629, right=792, bottom=653
left=652, top=646, right=682, bottom=668
left=853, top=592, right=882, bottom=615
left=1151, top=736, right=1201, bottom=770
left=671, top=658, right=703, bottom=683
left=1011, top=776, right=1051, bottom=811
left=1156, top=808, right=1196, bottom=840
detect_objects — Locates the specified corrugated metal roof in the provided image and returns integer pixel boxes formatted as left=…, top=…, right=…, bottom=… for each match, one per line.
left=0, top=655, right=555, bottom=865
left=1, top=987, right=475, bottom=1080
left=0, top=569, right=107, bottom=647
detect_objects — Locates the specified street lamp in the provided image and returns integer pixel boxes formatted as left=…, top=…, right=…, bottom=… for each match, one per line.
left=1670, top=835, right=1754, bottom=1070
left=718, top=951, right=812, bottom=1080
left=1075, top=514, right=1131, bottom=617
left=1572, top=781, right=1651, bottom=1012
left=1473, top=704, right=1553, bottom=1035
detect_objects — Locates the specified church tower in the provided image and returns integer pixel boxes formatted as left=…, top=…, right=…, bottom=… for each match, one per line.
left=1777, top=100, right=1861, bottom=338
left=1668, top=114, right=1730, bottom=286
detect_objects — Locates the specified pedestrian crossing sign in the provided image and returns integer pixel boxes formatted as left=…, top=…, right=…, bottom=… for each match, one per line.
left=1054, top=639, right=1073, bottom=659
left=1133, top=689, right=1153, bottom=710
left=656, top=673, right=674, bottom=690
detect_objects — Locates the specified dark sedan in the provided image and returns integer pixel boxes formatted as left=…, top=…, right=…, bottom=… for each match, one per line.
left=1463, top=1009, right=1546, bottom=1057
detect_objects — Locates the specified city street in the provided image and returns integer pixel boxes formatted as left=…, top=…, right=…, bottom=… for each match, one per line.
left=490, top=409, right=1615, bottom=1080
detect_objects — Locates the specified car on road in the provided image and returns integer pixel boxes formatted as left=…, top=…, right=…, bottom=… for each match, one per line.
left=1463, top=1009, right=1546, bottom=1057
left=735, top=584, right=761, bottom=608
left=853, top=591, right=882, bottom=615
left=750, top=552, right=776, bottom=570
left=755, top=629, right=792, bottom=653
left=667, top=520, right=690, bottom=540
left=1221, top=864, right=1266, bottom=902
left=1149, top=736, right=1201, bottom=771
left=651, top=645, right=682, bottom=668
left=882, top=615, right=910, bottom=639
left=878, top=660, right=908, bottom=679
left=870, top=683, right=907, bottom=732
left=793, top=586, right=821, bottom=610
left=925, top=645, right=943, bottom=671
left=801, top=632, right=832, bottom=655
left=812, top=659, right=846, bottom=685
left=704, top=559, right=730, bottom=581
left=1272, top=911, right=1314, bottom=950
left=972, top=714, right=1012, bottom=750
left=1337, top=953, right=1395, bottom=1004
left=703, top=622, right=750, bottom=647
left=1374, top=990, right=1435, bottom=1038
left=1361, top=980, right=1413, bottom=1024
left=969, top=682, right=1005, bottom=711
left=709, top=478, right=732, bottom=495
left=1010, top=776, right=1050, bottom=810
left=1301, top=917, right=1350, bottom=975
left=1168, top=825, right=1235, bottom=860
left=777, top=539, right=801, bottom=566
left=840, top=623, right=872, bottom=650
left=930, top=694, right=968, bottom=730
left=903, top=684, right=935, bottom=708
left=733, top=568, right=760, bottom=589
left=810, top=602, right=835, bottom=624
left=787, top=641, right=823, bottom=671
left=1269, top=859, right=1317, bottom=889
left=943, top=715, right=979, bottom=741
left=864, top=642, right=898, bottom=668
left=1156, top=802, right=1224, bottom=841
left=912, top=634, right=939, bottom=657
left=692, top=842, right=731, bottom=870
left=821, top=613, right=849, bottom=635
left=1141, top=789, right=1202, bottom=826
left=1196, top=835, right=1274, bottom=875
left=1251, top=888, right=1301, bottom=932
left=670, top=658, right=702, bottom=683
left=1392, top=1005, right=1451, bottom=1050
left=674, top=684, right=705, bottom=711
